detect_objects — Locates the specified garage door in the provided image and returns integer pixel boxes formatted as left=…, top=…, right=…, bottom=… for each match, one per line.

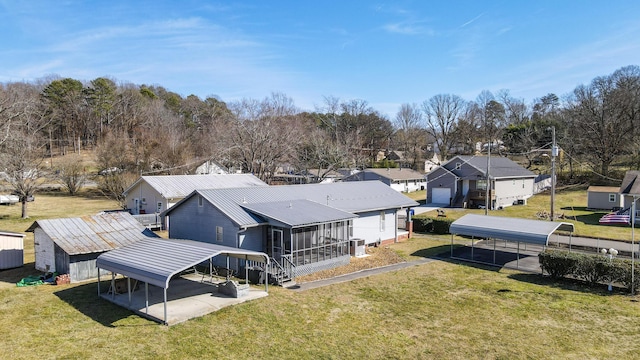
left=432, top=188, right=450, bottom=204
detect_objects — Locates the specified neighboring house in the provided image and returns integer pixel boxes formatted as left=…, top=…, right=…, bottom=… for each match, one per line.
left=164, top=181, right=418, bottom=281
left=0, top=230, right=25, bottom=270
left=342, top=168, right=426, bottom=192
left=426, top=155, right=536, bottom=209
left=619, top=171, right=640, bottom=220
left=123, top=174, right=267, bottom=215
left=27, top=212, right=157, bottom=282
left=424, top=153, right=440, bottom=173
left=587, top=186, right=622, bottom=210
left=194, top=160, right=229, bottom=175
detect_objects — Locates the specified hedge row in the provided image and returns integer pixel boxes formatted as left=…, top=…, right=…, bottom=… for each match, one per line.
left=413, top=217, right=455, bottom=234
left=539, top=250, right=640, bottom=293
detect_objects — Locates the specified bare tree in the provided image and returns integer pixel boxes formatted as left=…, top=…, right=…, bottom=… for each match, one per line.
left=97, top=172, right=138, bottom=209
left=393, top=103, right=425, bottom=169
left=57, top=154, right=86, bottom=195
left=422, top=94, right=466, bottom=161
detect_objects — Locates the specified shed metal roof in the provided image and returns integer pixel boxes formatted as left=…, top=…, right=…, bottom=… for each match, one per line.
left=26, top=212, right=157, bottom=255
left=96, top=238, right=269, bottom=288
left=167, top=181, right=419, bottom=227
left=449, top=214, right=574, bottom=245
left=124, top=174, right=267, bottom=199
left=357, top=168, right=425, bottom=181
left=0, top=230, right=25, bottom=238
left=241, top=199, right=358, bottom=227
left=587, top=186, right=620, bottom=193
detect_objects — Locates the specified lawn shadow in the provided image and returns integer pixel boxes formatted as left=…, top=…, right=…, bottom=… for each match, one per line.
left=0, top=262, right=39, bottom=285
left=54, top=281, right=143, bottom=327
left=506, top=272, right=624, bottom=295
left=409, top=245, right=455, bottom=259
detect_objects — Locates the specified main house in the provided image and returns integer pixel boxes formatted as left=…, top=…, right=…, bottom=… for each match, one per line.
left=425, top=155, right=536, bottom=209
left=123, top=174, right=267, bottom=215
left=343, top=168, right=426, bottom=193
left=163, top=181, right=418, bottom=282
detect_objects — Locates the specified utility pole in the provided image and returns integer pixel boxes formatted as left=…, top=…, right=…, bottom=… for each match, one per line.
left=485, top=139, right=490, bottom=216
left=550, top=126, right=557, bottom=221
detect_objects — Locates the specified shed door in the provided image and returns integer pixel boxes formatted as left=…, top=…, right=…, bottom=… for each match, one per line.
left=432, top=188, right=450, bottom=204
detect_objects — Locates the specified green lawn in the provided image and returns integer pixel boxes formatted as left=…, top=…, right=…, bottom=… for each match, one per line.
left=2, top=192, right=640, bottom=359
left=415, top=188, right=636, bottom=241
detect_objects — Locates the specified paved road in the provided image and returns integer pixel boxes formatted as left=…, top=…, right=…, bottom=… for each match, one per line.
left=549, top=234, right=639, bottom=256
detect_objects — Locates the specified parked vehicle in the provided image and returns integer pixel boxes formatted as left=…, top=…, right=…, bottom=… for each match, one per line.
left=0, top=194, right=19, bottom=205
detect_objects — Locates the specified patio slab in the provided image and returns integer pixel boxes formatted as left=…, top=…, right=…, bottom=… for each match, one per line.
left=100, top=274, right=268, bottom=325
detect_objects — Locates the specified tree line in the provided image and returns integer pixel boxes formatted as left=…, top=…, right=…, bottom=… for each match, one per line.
left=1, top=66, right=639, bottom=216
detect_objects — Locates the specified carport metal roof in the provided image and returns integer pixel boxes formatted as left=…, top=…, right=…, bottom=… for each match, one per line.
left=450, top=214, right=574, bottom=245
left=96, top=238, right=270, bottom=325
left=96, top=238, right=269, bottom=289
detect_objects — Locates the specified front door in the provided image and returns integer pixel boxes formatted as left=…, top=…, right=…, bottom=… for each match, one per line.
left=271, top=229, right=283, bottom=262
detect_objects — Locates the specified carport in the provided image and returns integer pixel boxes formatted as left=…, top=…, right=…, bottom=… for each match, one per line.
left=449, top=214, right=574, bottom=270
left=96, top=238, right=269, bottom=325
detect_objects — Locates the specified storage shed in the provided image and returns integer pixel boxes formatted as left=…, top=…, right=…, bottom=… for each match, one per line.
left=587, top=186, right=622, bottom=210
left=27, top=212, right=157, bottom=282
left=0, top=230, right=25, bottom=269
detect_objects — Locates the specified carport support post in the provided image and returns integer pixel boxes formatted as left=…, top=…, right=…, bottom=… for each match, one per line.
left=97, top=270, right=101, bottom=296
left=145, top=282, right=149, bottom=315
left=163, top=288, right=168, bottom=325
left=493, top=238, right=496, bottom=264
left=471, top=236, right=474, bottom=260
left=111, top=273, right=115, bottom=300
left=450, top=234, right=454, bottom=258
left=127, top=278, right=131, bottom=306
left=517, top=242, right=520, bottom=269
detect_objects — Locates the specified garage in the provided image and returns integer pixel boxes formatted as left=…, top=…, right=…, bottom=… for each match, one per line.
left=432, top=187, right=451, bottom=205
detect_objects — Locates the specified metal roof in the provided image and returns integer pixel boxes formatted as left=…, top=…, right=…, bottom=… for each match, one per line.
left=449, top=214, right=574, bottom=245
left=587, top=186, right=620, bottom=193
left=26, top=212, right=157, bottom=255
left=449, top=155, right=536, bottom=179
left=0, top=230, right=25, bottom=238
left=355, top=168, right=425, bottom=181
left=96, top=238, right=269, bottom=288
left=241, top=199, right=358, bottom=227
left=620, top=171, right=640, bottom=195
left=124, top=174, right=267, bottom=199
left=167, top=181, right=419, bottom=227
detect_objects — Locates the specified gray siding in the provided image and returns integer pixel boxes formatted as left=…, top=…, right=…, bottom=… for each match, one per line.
left=0, top=233, right=23, bottom=269
left=426, top=167, right=456, bottom=204
left=168, top=195, right=264, bottom=270
left=589, top=191, right=622, bottom=210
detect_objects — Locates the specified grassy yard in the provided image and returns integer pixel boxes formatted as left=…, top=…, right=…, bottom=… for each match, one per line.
left=416, top=187, right=636, bottom=241
left=2, top=192, right=640, bottom=359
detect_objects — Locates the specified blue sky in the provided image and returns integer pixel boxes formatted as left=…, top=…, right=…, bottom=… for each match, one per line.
left=1, top=1, right=639, bottom=117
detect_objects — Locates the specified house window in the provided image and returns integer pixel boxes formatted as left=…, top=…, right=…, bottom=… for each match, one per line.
left=380, top=211, right=386, bottom=232
left=216, top=226, right=223, bottom=242
left=156, top=202, right=162, bottom=213
left=198, top=195, right=203, bottom=207
left=609, top=194, right=617, bottom=202
left=477, top=180, right=487, bottom=190
left=348, top=220, right=353, bottom=237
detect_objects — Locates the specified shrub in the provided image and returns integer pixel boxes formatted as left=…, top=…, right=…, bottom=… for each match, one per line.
left=432, top=218, right=454, bottom=234
left=413, top=217, right=454, bottom=234
left=575, top=255, right=610, bottom=285
left=538, top=250, right=579, bottom=279
left=413, top=217, right=433, bottom=233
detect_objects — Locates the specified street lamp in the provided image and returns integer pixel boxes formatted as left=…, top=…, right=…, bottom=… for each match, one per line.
left=601, top=248, right=618, bottom=292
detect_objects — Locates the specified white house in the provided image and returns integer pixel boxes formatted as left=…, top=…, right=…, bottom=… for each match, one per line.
left=342, top=168, right=426, bottom=192
left=123, top=174, right=267, bottom=215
